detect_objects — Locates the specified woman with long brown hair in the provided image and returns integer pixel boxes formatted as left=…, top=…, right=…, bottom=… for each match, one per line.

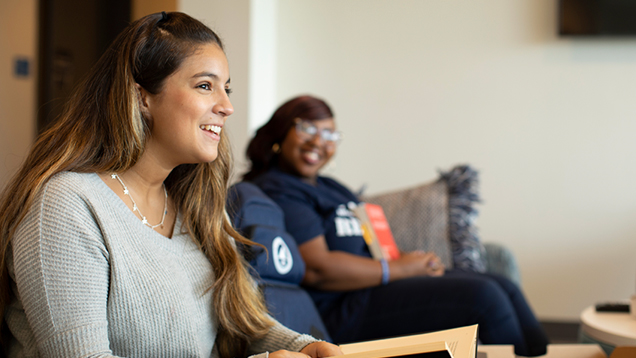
left=0, top=12, right=340, bottom=358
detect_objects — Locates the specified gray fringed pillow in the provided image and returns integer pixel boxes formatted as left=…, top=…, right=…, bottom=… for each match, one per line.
left=363, top=165, right=486, bottom=272
left=440, top=165, right=486, bottom=272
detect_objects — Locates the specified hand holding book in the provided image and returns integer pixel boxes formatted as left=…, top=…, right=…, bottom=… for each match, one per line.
left=268, top=342, right=343, bottom=358
left=299, top=342, right=344, bottom=358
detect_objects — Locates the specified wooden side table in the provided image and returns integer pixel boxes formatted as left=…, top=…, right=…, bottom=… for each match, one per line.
left=579, top=305, right=636, bottom=355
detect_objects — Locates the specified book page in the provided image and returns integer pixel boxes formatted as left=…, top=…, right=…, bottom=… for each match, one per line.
left=447, top=340, right=458, bottom=356
left=340, top=324, right=478, bottom=358
left=352, top=205, right=384, bottom=260
left=337, top=341, right=451, bottom=358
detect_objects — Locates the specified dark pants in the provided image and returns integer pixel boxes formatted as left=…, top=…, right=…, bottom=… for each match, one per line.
left=322, top=271, right=548, bottom=357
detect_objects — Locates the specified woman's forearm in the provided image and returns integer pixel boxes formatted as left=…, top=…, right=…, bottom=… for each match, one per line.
left=301, top=249, right=385, bottom=290
left=299, top=236, right=443, bottom=290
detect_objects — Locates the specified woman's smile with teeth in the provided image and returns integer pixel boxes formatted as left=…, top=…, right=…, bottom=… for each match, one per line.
left=200, top=124, right=222, bottom=135
left=303, top=150, right=320, bottom=163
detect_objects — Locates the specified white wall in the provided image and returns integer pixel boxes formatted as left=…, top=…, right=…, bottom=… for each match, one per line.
left=0, top=0, right=37, bottom=190
left=272, top=0, right=636, bottom=321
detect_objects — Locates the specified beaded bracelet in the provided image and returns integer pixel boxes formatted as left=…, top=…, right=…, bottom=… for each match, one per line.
left=380, top=259, right=390, bottom=285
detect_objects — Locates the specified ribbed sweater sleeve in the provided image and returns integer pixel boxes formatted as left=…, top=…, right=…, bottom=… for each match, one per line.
left=248, top=319, right=318, bottom=356
left=10, top=173, right=115, bottom=358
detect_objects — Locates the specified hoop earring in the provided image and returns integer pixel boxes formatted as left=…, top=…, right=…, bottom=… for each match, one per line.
left=272, top=143, right=281, bottom=153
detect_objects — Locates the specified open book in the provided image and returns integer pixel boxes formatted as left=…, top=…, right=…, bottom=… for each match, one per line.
left=336, top=324, right=478, bottom=358
left=353, top=203, right=401, bottom=261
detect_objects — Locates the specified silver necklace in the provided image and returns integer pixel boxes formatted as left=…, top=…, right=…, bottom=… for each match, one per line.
left=111, top=173, right=168, bottom=229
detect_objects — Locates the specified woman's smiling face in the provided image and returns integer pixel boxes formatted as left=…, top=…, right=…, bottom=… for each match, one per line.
left=140, top=43, right=234, bottom=168
left=278, top=118, right=337, bottom=182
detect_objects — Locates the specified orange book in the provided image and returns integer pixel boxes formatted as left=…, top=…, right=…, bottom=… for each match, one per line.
left=354, top=203, right=400, bottom=261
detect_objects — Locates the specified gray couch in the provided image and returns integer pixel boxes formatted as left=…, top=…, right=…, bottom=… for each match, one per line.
left=364, top=165, right=521, bottom=286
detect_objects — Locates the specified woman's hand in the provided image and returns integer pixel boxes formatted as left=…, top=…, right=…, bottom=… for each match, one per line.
left=300, top=341, right=343, bottom=358
left=268, top=342, right=342, bottom=358
left=268, top=350, right=309, bottom=358
left=389, top=251, right=445, bottom=281
left=424, top=253, right=445, bottom=277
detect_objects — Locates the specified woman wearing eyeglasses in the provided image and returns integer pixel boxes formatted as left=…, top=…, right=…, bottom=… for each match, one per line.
left=244, top=95, right=549, bottom=357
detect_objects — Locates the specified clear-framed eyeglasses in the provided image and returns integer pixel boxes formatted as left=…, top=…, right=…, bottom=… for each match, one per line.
left=295, top=118, right=342, bottom=145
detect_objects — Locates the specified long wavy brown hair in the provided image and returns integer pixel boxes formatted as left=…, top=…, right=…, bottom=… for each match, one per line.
left=0, top=11, right=272, bottom=357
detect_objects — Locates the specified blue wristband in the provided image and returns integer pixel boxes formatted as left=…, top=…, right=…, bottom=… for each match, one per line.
left=380, top=259, right=390, bottom=285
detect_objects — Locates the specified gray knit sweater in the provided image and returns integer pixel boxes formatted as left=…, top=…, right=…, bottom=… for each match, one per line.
left=5, top=172, right=316, bottom=357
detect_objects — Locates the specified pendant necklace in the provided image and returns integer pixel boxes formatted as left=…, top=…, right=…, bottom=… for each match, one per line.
left=111, top=173, right=168, bottom=229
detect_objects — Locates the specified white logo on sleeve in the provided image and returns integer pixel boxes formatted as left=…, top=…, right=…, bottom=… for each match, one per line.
left=272, top=237, right=293, bottom=275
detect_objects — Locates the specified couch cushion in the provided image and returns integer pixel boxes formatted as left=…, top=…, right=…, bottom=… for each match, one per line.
left=363, top=165, right=487, bottom=273
left=363, top=179, right=453, bottom=268
left=260, top=280, right=332, bottom=342
left=441, top=165, right=486, bottom=273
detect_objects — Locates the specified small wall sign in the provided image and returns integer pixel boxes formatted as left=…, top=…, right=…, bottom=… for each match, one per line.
left=14, top=57, right=30, bottom=77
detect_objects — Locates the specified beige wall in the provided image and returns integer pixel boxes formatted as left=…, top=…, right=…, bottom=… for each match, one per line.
left=273, top=0, right=636, bottom=320
left=132, top=0, right=177, bottom=20
left=0, top=0, right=37, bottom=190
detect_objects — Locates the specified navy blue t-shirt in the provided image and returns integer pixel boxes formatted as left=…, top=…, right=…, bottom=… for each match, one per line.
left=253, top=169, right=372, bottom=322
